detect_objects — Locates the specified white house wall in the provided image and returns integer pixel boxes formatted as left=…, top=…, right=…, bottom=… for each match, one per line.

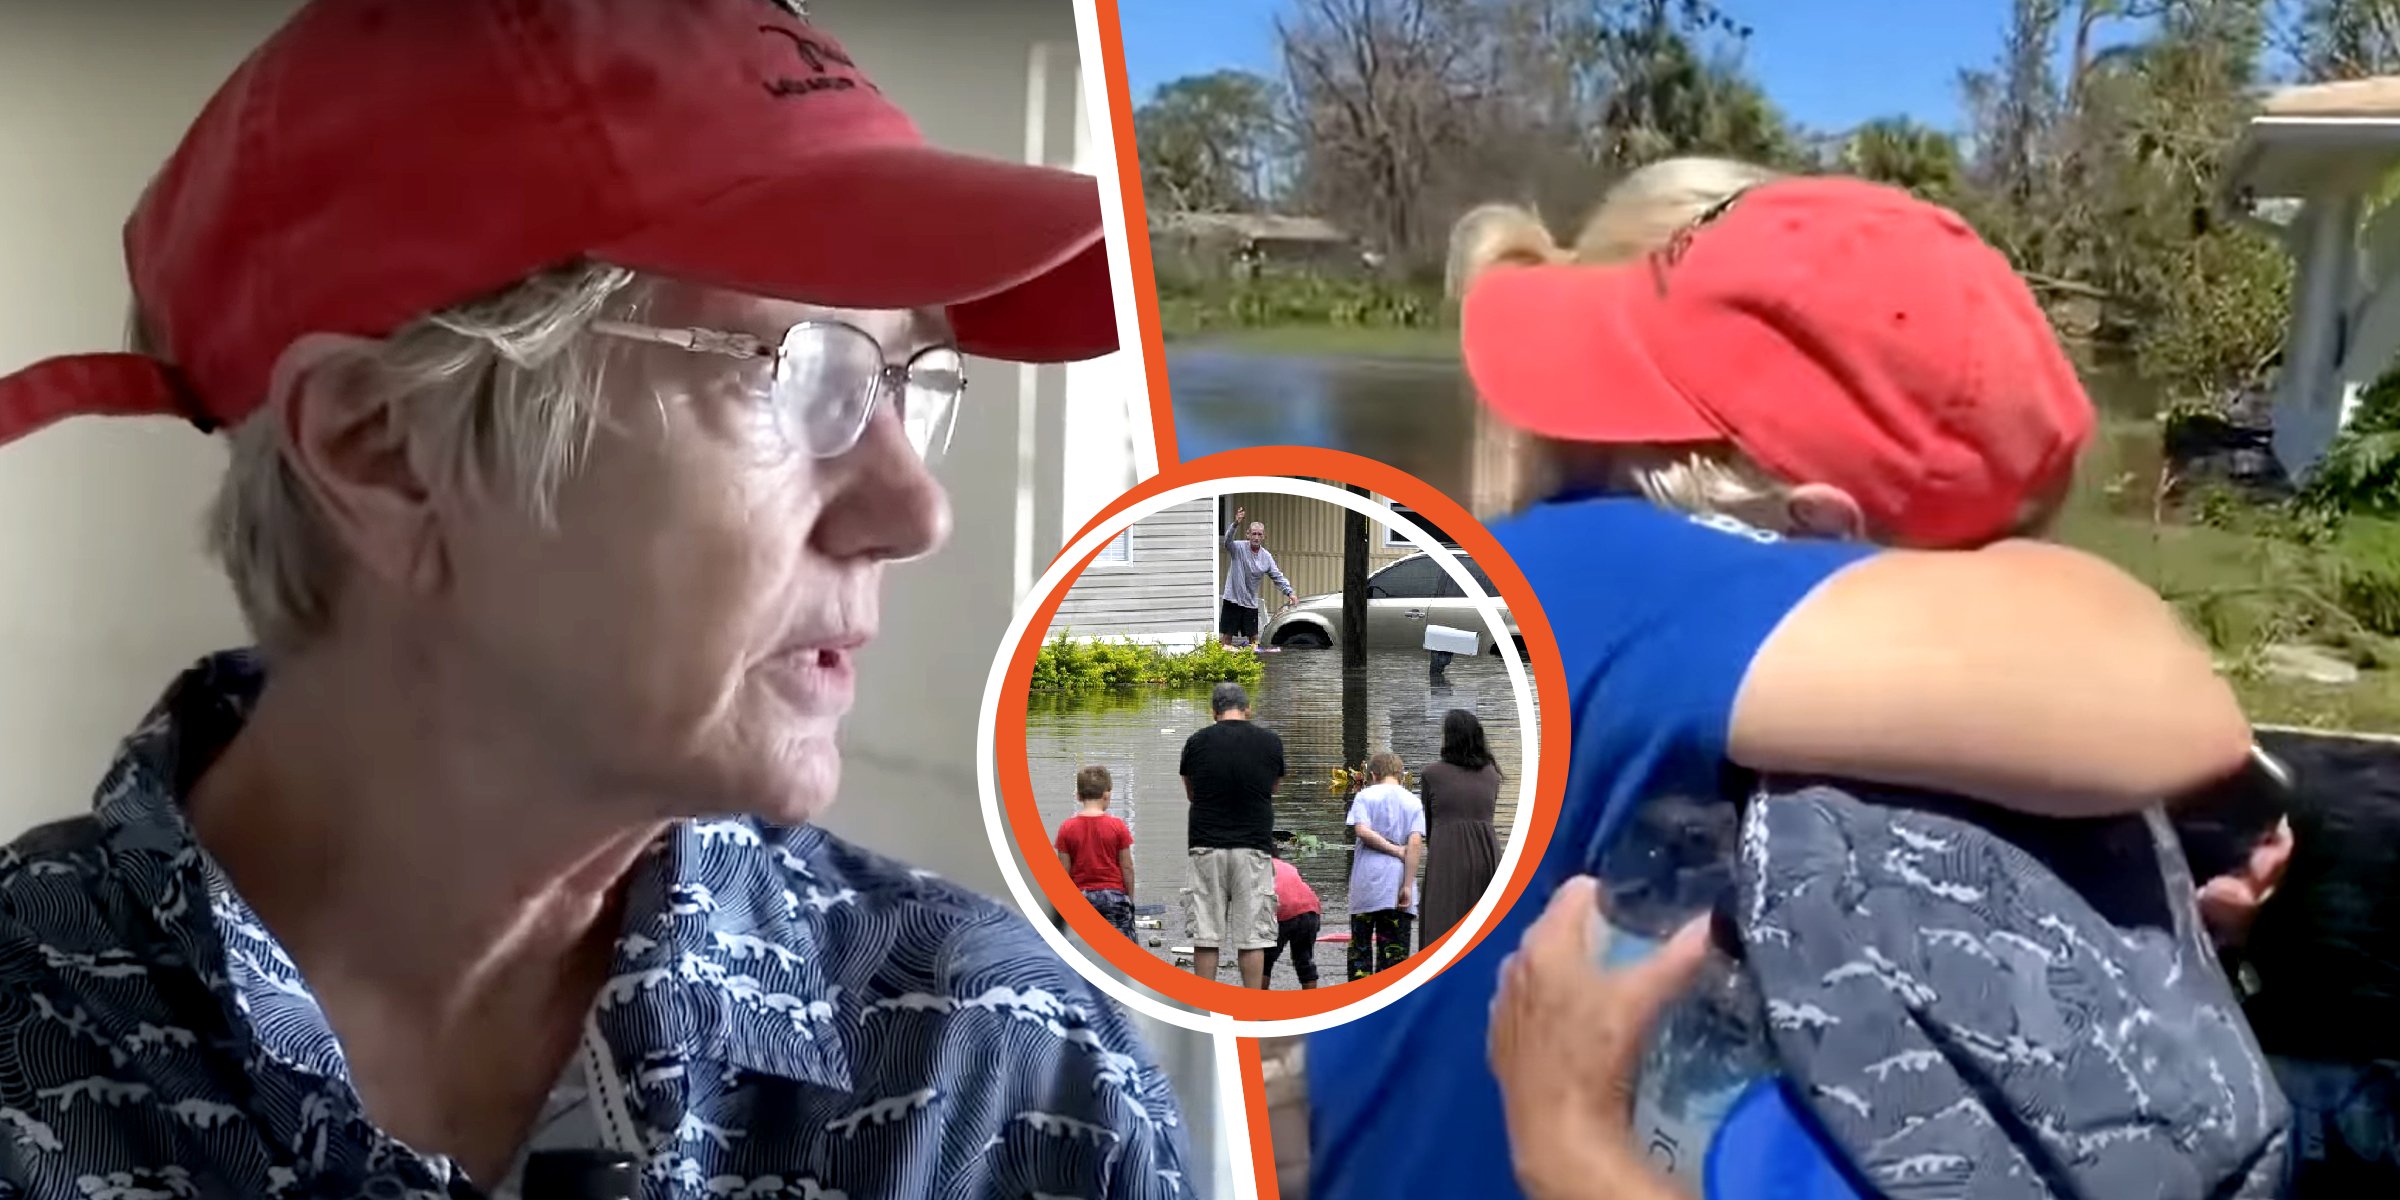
left=1048, top=497, right=1218, bottom=642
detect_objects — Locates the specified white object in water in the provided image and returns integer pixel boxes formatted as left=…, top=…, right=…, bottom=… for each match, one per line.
left=1424, top=624, right=1481, bottom=656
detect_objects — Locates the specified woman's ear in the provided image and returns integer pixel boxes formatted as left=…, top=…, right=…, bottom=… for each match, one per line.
left=278, top=352, right=446, bottom=599
left=1784, top=483, right=1866, bottom=541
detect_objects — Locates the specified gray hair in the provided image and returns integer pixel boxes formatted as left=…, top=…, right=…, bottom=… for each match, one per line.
left=162, top=260, right=643, bottom=653
left=1210, top=681, right=1250, bottom=717
left=1602, top=445, right=1790, bottom=521
left=1495, top=438, right=1789, bottom=529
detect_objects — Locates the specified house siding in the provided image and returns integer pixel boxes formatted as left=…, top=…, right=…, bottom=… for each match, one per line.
left=1050, top=497, right=1218, bottom=641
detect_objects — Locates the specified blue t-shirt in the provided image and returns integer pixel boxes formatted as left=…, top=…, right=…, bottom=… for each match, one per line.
left=1305, top=497, right=1872, bottom=1200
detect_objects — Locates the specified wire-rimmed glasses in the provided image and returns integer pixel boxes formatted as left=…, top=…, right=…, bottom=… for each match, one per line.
left=589, top=317, right=965, bottom=462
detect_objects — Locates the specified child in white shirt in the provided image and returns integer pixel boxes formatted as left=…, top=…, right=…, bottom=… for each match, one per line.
left=1346, top=751, right=1426, bottom=979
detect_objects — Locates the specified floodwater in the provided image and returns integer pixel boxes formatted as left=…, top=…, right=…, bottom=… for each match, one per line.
left=1025, top=647, right=1534, bottom=988
left=1170, top=348, right=1480, bottom=497
left=1167, top=344, right=2165, bottom=509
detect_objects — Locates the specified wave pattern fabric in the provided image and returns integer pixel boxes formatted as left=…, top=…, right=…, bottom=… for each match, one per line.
left=1737, top=781, right=2288, bottom=1200
left=0, top=652, right=1190, bottom=1199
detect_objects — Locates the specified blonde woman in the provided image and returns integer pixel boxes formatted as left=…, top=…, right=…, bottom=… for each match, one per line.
left=1306, top=170, right=2251, bottom=1199
left=1453, top=157, right=1787, bottom=514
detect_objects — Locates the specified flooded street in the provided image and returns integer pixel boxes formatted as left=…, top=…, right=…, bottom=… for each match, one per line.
left=1026, top=646, right=1533, bottom=988
left=1169, top=348, right=1480, bottom=497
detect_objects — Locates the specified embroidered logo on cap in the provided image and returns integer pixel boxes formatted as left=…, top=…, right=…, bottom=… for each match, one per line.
left=756, top=25, right=872, bottom=97
left=1651, top=185, right=1754, bottom=295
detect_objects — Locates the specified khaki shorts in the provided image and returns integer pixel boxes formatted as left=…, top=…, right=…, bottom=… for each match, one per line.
left=1183, top=846, right=1278, bottom=952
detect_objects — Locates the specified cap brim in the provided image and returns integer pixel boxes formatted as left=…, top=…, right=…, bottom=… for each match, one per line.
left=601, top=142, right=1112, bottom=363
left=0, top=353, right=192, bottom=451
left=1461, top=262, right=1721, bottom=445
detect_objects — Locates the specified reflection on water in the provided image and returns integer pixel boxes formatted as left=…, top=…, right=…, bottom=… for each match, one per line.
left=1025, top=648, right=1532, bottom=931
left=1170, top=349, right=1481, bottom=499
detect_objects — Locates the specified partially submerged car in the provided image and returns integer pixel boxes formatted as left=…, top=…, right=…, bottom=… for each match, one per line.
left=1261, top=551, right=1521, bottom=656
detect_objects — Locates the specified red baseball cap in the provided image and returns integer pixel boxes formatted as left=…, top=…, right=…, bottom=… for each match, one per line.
left=1462, top=176, right=2093, bottom=547
left=0, top=0, right=1113, bottom=450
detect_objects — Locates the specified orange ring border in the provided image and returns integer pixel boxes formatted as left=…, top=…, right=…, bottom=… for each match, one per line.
left=993, top=446, right=1568, bottom=1020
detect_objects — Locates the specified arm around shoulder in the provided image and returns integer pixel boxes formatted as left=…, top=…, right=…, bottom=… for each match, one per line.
left=1730, top=539, right=2250, bottom=816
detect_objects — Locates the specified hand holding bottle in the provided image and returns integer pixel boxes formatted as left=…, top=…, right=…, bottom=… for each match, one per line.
left=1489, top=877, right=1708, bottom=1200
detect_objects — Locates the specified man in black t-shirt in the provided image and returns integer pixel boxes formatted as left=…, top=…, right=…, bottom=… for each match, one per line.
left=1179, top=681, right=1285, bottom=988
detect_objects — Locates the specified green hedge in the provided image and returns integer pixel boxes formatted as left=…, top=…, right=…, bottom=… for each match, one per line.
left=2301, top=369, right=2400, bottom=520
left=1029, top=634, right=1265, bottom=694
left=1157, top=274, right=1446, bottom=336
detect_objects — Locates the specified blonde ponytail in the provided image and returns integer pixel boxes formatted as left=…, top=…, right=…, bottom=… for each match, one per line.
left=1445, top=204, right=1565, bottom=300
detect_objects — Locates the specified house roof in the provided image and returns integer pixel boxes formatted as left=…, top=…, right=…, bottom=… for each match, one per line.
left=2229, top=77, right=2400, bottom=199
left=1150, top=211, right=1350, bottom=243
left=2262, top=77, right=2400, bottom=118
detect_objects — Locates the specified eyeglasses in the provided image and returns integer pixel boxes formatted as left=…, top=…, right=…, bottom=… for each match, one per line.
left=588, top=317, right=965, bottom=462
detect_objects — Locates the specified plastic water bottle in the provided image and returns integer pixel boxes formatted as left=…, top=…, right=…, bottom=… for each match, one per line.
left=1626, top=936, right=1777, bottom=1187
left=1596, top=794, right=1777, bottom=1189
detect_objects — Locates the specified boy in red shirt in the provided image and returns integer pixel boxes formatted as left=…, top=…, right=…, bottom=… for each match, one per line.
left=1262, top=835, right=1324, bottom=989
left=1056, top=765, right=1138, bottom=940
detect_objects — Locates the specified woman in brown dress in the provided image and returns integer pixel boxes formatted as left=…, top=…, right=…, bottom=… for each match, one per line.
left=1418, top=708, right=1505, bottom=947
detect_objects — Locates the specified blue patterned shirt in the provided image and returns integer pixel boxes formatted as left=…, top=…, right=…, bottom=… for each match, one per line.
left=0, top=652, right=1190, bottom=1199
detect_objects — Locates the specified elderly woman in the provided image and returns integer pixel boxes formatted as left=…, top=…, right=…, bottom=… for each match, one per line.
left=0, top=2, right=1184, bottom=1198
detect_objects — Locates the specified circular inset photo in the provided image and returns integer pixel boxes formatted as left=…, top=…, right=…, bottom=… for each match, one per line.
left=978, top=447, right=1562, bottom=1034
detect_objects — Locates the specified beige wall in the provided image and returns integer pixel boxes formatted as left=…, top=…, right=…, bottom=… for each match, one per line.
left=0, top=2, right=287, bottom=830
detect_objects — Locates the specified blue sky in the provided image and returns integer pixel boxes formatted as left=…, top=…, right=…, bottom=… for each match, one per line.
left=1120, top=0, right=2082, bottom=135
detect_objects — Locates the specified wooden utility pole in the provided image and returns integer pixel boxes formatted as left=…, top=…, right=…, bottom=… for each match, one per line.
left=1340, top=485, right=1373, bottom=924
left=1341, top=485, right=1369, bottom=670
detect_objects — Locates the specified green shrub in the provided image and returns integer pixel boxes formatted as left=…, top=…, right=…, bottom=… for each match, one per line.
left=2129, top=227, right=2292, bottom=410
left=1156, top=273, right=1447, bottom=336
left=2303, top=372, right=2400, bottom=520
left=2332, top=517, right=2400, bottom=637
left=1028, top=634, right=1265, bottom=695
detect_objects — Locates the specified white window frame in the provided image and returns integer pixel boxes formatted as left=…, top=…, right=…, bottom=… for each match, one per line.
left=1090, top=527, right=1133, bottom=567
left=1373, top=493, right=1460, bottom=548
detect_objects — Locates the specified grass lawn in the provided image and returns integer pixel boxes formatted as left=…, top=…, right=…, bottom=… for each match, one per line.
left=1996, top=418, right=2400, bottom=731
left=2055, top=506, right=2400, bottom=730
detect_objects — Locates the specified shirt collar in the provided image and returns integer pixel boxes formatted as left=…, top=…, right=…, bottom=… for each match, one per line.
left=600, top=818, right=853, bottom=1092
left=94, top=652, right=852, bottom=1115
